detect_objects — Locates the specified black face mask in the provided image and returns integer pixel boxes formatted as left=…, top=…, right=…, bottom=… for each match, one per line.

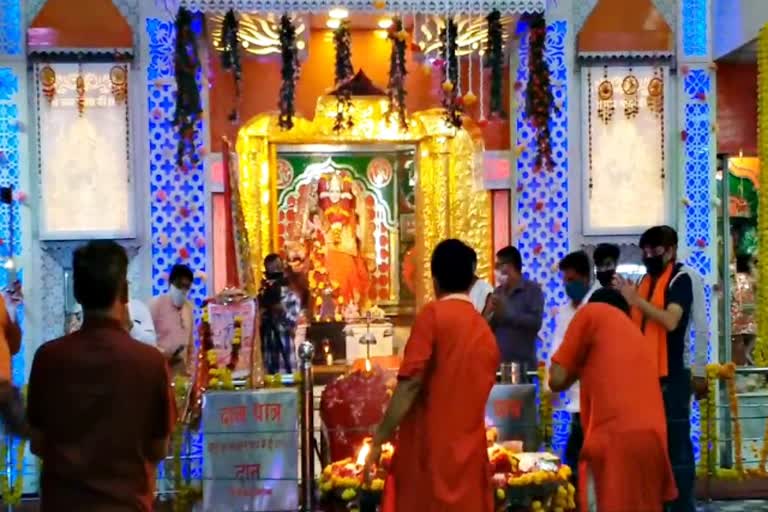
left=596, top=269, right=615, bottom=287
left=266, top=271, right=284, bottom=281
left=643, top=256, right=665, bottom=277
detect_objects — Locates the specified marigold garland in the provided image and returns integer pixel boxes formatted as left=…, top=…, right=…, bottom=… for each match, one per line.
left=697, top=364, right=719, bottom=475
left=219, top=9, right=242, bottom=122
left=756, top=23, right=768, bottom=367
left=484, top=9, right=504, bottom=117
left=0, top=386, right=26, bottom=506
left=204, top=309, right=243, bottom=390
left=537, top=362, right=553, bottom=444
left=170, top=376, right=202, bottom=512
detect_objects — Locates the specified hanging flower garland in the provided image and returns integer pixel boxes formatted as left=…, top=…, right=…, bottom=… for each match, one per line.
left=386, top=16, right=408, bottom=131
left=333, top=18, right=355, bottom=132
left=484, top=9, right=504, bottom=117
left=537, top=362, right=553, bottom=444
left=170, top=376, right=202, bottom=512
left=523, top=13, right=555, bottom=173
left=697, top=364, right=719, bottom=475
left=173, top=7, right=203, bottom=167
left=0, top=387, right=26, bottom=506
left=440, top=17, right=462, bottom=128
left=219, top=9, right=242, bottom=123
left=278, top=14, right=301, bottom=130
left=756, top=24, right=768, bottom=368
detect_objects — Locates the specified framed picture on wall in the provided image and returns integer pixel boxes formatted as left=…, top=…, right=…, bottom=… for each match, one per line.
left=35, top=62, right=135, bottom=240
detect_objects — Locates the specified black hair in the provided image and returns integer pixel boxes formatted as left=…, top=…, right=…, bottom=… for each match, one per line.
left=593, top=243, right=620, bottom=267
left=588, top=287, right=630, bottom=316
left=558, top=251, right=591, bottom=278
left=469, top=247, right=478, bottom=265
left=496, top=246, right=522, bottom=272
left=431, top=239, right=474, bottom=293
left=73, top=241, right=129, bottom=311
left=169, top=264, right=194, bottom=284
left=640, top=225, right=678, bottom=249
left=264, top=253, right=281, bottom=268
left=736, top=253, right=753, bottom=274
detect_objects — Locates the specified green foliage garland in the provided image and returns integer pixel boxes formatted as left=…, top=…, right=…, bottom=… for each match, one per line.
left=386, top=17, right=408, bottom=131
left=173, top=7, right=202, bottom=167
left=219, top=9, right=242, bottom=123
left=440, top=17, right=462, bottom=128
left=485, top=9, right=505, bottom=117
left=333, top=19, right=354, bottom=132
left=278, top=14, right=301, bottom=130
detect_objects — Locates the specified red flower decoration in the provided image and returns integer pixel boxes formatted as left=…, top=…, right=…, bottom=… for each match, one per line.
left=680, top=130, right=688, bottom=142
left=156, top=190, right=167, bottom=202
left=694, top=91, right=707, bottom=101
left=409, top=42, right=421, bottom=53
left=516, top=183, right=524, bottom=193
left=533, top=244, right=543, bottom=255
left=696, top=238, right=707, bottom=248
left=178, top=247, right=190, bottom=260
left=534, top=201, right=544, bottom=211
left=476, top=117, right=489, bottom=128
left=513, top=81, right=523, bottom=92
left=552, top=220, right=561, bottom=233
left=179, top=206, right=191, bottom=218
left=432, top=58, right=445, bottom=68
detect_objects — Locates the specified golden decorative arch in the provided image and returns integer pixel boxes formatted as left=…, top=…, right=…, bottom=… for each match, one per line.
left=234, top=94, right=492, bottom=308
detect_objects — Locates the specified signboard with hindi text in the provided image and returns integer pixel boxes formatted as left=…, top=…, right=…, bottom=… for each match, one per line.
left=202, top=389, right=298, bottom=511
left=485, top=384, right=538, bottom=450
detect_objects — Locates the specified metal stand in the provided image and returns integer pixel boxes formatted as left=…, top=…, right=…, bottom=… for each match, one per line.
left=298, top=341, right=315, bottom=512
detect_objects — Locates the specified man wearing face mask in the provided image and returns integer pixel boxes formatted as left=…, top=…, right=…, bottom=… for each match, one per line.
left=487, top=246, right=544, bottom=376
left=593, top=243, right=620, bottom=288
left=549, top=251, right=599, bottom=492
left=617, top=226, right=696, bottom=512
left=150, top=264, right=195, bottom=375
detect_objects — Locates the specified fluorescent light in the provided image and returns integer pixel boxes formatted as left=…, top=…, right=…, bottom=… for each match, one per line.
left=329, top=8, right=348, bottom=19
left=326, top=18, right=341, bottom=29
left=378, top=18, right=393, bottom=29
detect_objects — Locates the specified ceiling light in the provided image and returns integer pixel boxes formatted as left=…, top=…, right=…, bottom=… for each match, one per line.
left=296, top=40, right=306, bottom=50
left=326, top=18, right=341, bottom=29
left=329, top=8, right=349, bottom=19
left=378, top=18, right=393, bottom=29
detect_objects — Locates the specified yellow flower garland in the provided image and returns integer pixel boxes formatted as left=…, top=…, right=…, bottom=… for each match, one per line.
left=537, top=363, right=553, bottom=444
left=756, top=22, right=768, bottom=366
left=206, top=314, right=243, bottom=391
left=0, top=386, right=27, bottom=505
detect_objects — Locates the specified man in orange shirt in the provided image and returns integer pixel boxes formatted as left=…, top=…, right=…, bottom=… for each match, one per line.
left=366, top=239, right=500, bottom=512
left=0, top=285, right=24, bottom=436
left=549, top=288, right=677, bottom=511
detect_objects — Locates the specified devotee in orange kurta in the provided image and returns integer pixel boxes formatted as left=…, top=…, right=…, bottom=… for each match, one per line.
left=366, top=240, right=500, bottom=512
left=550, top=289, right=677, bottom=512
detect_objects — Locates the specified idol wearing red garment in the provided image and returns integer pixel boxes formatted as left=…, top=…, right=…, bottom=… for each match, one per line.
left=549, top=288, right=678, bottom=512
left=365, top=240, right=500, bottom=512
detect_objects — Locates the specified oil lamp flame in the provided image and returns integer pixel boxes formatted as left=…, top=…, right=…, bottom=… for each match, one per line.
left=364, top=358, right=372, bottom=372
left=356, top=443, right=370, bottom=466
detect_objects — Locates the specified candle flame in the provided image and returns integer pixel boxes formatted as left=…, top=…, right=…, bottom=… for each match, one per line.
left=364, top=358, right=372, bottom=372
left=356, top=443, right=370, bottom=466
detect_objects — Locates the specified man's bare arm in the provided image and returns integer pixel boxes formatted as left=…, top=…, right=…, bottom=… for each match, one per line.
left=548, top=363, right=577, bottom=393
left=635, top=300, right=684, bottom=332
left=372, top=378, right=423, bottom=445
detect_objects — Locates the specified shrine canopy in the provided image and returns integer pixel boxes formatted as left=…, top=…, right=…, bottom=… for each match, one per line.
left=179, top=0, right=545, bottom=14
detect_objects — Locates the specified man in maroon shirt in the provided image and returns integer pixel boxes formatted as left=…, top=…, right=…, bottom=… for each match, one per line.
left=28, top=241, right=173, bottom=511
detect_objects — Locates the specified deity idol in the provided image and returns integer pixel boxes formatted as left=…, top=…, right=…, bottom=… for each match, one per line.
left=304, top=171, right=375, bottom=308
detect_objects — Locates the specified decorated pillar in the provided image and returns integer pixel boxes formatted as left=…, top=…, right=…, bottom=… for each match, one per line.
left=514, top=2, right=571, bottom=452
left=677, top=0, right=717, bottom=461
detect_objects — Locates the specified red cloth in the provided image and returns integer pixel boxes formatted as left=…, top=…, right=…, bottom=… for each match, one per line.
left=552, top=303, right=678, bottom=512
left=386, top=297, right=500, bottom=512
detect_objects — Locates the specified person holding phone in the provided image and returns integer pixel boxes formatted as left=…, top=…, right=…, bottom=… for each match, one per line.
left=150, top=264, right=195, bottom=375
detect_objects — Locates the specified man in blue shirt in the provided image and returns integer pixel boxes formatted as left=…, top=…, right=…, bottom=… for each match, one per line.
left=487, top=246, right=544, bottom=375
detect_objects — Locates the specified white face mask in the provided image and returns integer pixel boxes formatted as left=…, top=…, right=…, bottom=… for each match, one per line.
left=495, top=270, right=509, bottom=287
left=170, top=285, right=187, bottom=307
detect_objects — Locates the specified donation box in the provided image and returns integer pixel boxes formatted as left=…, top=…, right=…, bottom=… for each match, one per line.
left=485, top=384, right=538, bottom=450
left=202, top=389, right=299, bottom=511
